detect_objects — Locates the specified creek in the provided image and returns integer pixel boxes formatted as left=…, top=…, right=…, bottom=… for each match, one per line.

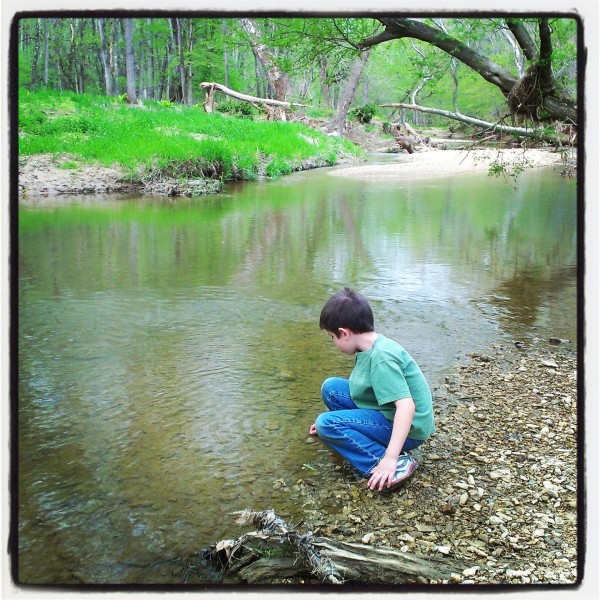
left=17, top=160, right=577, bottom=584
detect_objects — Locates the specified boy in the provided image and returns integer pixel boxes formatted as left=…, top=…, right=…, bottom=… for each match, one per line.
left=309, top=288, right=435, bottom=492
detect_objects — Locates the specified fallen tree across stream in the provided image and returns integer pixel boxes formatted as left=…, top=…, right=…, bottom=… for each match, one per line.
left=380, top=102, right=576, bottom=145
left=201, top=509, right=476, bottom=584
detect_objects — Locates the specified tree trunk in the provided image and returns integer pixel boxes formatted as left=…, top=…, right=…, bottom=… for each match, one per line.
left=110, top=19, right=120, bottom=96
left=145, top=18, right=155, bottom=99
left=360, top=18, right=577, bottom=124
left=325, top=50, right=371, bottom=134
left=240, top=18, right=290, bottom=118
left=434, top=20, right=460, bottom=114
left=318, top=58, right=332, bottom=108
left=501, top=25, right=526, bottom=78
left=361, top=19, right=517, bottom=91
left=253, top=53, right=265, bottom=98
left=505, top=18, right=537, bottom=61
left=171, top=18, right=187, bottom=104
left=30, top=19, right=42, bottom=88
left=222, top=20, right=230, bottom=88
left=43, top=19, right=49, bottom=86
left=123, top=18, right=137, bottom=103
left=186, top=19, right=194, bottom=104
left=76, top=19, right=86, bottom=94
left=158, top=46, right=169, bottom=101
left=68, top=19, right=78, bottom=92
left=97, top=18, right=113, bottom=96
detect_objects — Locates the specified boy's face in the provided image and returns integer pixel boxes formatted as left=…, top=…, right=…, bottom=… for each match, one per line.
left=326, top=329, right=356, bottom=355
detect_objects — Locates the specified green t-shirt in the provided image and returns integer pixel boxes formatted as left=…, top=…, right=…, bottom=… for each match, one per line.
left=349, top=334, right=435, bottom=440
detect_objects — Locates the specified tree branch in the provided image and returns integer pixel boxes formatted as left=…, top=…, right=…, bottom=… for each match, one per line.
left=505, top=18, right=537, bottom=60
left=360, top=18, right=517, bottom=93
left=537, top=18, right=555, bottom=95
left=380, top=102, right=567, bottom=142
left=356, top=28, right=398, bottom=49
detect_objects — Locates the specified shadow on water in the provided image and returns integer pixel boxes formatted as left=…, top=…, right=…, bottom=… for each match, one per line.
left=16, top=163, right=577, bottom=584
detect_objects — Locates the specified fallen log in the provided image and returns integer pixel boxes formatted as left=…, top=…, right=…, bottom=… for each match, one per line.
left=202, top=509, right=476, bottom=584
left=380, top=102, right=573, bottom=144
left=200, top=82, right=306, bottom=121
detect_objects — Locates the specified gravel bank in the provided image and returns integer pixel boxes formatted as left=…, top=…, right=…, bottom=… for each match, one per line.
left=291, top=342, right=579, bottom=586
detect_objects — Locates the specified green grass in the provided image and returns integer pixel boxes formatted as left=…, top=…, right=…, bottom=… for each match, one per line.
left=18, top=89, right=361, bottom=182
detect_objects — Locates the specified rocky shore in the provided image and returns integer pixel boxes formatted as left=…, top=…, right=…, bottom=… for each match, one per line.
left=289, top=342, right=579, bottom=586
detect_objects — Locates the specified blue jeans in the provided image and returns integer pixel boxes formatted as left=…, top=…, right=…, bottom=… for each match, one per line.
left=314, top=377, right=423, bottom=477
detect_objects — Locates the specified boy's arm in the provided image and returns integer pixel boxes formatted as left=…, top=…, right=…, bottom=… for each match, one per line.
left=368, top=398, right=415, bottom=491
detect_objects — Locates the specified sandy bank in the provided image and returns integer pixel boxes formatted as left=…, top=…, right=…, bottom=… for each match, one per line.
left=328, top=148, right=565, bottom=180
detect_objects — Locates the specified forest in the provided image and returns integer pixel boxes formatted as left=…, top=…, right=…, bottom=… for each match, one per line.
left=16, top=16, right=579, bottom=135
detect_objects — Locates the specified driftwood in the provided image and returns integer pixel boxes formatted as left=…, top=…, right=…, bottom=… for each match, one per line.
left=380, top=102, right=574, bottom=144
left=203, top=509, right=475, bottom=584
left=200, top=82, right=306, bottom=121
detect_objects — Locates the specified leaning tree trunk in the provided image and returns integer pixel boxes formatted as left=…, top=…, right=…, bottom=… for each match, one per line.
left=325, top=50, right=371, bottom=134
left=359, top=17, right=577, bottom=125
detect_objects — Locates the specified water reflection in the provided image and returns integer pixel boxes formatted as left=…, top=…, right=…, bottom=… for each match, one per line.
left=17, top=165, right=577, bottom=584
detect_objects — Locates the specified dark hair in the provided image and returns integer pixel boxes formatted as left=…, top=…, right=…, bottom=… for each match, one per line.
left=319, top=288, right=374, bottom=337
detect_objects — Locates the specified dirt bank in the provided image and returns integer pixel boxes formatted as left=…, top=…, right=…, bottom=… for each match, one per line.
left=17, top=154, right=226, bottom=200
left=18, top=154, right=139, bottom=198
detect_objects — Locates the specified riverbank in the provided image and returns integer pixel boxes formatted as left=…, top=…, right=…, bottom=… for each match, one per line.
left=18, top=146, right=568, bottom=199
left=207, top=342, right=579, bottom=586
left=17, top=89, right=360, bottom=200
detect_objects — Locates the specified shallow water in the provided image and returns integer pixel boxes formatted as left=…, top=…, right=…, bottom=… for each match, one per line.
left=17, top=163, right=577, bottom=584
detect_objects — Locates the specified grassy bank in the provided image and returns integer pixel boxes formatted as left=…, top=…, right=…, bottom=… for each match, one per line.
left=18, top=89, right=362, bottom=188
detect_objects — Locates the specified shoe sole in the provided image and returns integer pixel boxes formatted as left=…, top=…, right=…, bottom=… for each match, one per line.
left=379, top=460, right=418, bottom=493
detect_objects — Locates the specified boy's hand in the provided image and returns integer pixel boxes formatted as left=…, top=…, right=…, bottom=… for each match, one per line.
left=309, top=423, right=317, bottom=436
left=368, top=455, right=398, bottom=491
